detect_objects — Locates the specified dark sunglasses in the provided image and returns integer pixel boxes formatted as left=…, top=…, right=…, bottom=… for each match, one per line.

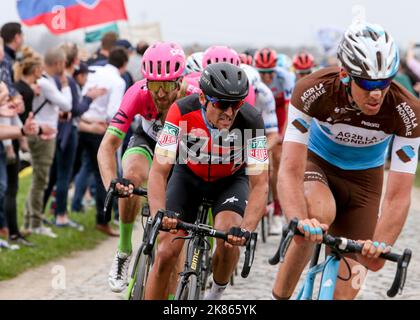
left=147, top=80, right=179, bottom=93
left=351, top=76, right=393, bottom=91
left=205, top=95, right=245, bottom=111
left=295, top=69, right=312, bottom=75
left=257, top=69, right=275, bottom=74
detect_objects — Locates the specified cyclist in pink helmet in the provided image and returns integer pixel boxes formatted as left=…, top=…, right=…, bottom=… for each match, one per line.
left=202, top=45, right=241, bottom=68
left=180, top=46, right=243, bottom=98
left=141, top=42, right=185, bottom=80
left=98, top=41, right=199, bottom=295
left=200, top=45, right=256, bottom=107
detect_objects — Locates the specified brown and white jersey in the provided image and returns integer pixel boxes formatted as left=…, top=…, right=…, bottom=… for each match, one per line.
left=284, top=67, right=420, bottom=173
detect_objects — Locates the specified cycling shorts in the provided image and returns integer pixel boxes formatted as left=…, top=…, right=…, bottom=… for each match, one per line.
left=166, top=164, right=249, bottom=223
left=304, top=151, right=383, bottom=242
left=122, top=125, right=156, bottom=166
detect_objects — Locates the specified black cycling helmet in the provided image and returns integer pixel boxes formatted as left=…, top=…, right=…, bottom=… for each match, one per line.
left=199, top=62, right=249, bottom=101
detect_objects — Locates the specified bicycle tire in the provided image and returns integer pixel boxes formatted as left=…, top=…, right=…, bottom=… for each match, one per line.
left=130, top=246, right=154, bottom=300
left=201, top=250, right=212, bottom=292
left=261, top=216, right=267, bottom=243
left=175, top=274, right=200, bottom=300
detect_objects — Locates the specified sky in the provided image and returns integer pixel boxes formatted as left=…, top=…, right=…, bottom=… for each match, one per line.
left=1, top=0, right=419, bottom=49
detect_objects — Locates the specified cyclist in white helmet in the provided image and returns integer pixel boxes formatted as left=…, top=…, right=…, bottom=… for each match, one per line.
left=185, top=52, right=204, bottom=74
left=271, top=22, right=420, bottom=300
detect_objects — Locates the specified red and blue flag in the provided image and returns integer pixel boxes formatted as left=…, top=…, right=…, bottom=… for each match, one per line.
left=17, top=0, right=128, bottom=34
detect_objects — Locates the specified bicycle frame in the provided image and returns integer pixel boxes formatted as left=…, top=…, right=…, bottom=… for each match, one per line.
left=296, top=244, right=341, bottom=300
left=175, top=198, right=213, bottom=299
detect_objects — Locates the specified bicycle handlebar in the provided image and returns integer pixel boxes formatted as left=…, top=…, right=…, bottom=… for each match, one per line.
left=269, top=218, right=412, bottom=298
left=103, top=180, right=147, bottom=222
left=144, top=209, right=258, bottom=278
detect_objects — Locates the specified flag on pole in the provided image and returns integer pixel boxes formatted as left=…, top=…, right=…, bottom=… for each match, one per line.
left=17, top=0, right=128, bottom=35
left=85, top=23, right=119, bottom=43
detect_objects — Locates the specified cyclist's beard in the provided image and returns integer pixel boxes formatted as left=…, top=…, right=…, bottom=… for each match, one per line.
left=154, top=96, right=174, bottom=114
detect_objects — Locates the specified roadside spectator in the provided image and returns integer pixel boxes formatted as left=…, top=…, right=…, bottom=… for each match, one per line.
left=115, top=39, right=135, bottom=91
left=71, top=63, right=99, bottom=214
left=78, top=47, right=128, bottom=236
left=5, top=48, right=43, bottom=246
left=43, top=43, right=106, bottom=230
left=23, top=47, right=71, bottom=238
left=87, top=32, right=117, bottom=67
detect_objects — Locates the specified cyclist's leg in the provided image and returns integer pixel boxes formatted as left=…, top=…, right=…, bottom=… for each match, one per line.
left=118, top=133, right=154, bottom=254
left=144, top=230, right=186, bottom=300
left=329, top=167, right=383, bottom=299
left=208, top=172, right=249, bottom=297
left=212, top=211, right=242, bottom=284
left=146, top=165, right=202, bottom=300
left=272, top=159, right=336, bottom=299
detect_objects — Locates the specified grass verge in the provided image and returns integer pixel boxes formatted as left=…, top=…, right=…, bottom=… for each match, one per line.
left=0, top=174, right=108, bottom=281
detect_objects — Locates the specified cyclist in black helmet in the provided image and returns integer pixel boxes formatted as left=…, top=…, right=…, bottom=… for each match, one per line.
left=145, top=63, right=269, bottom=300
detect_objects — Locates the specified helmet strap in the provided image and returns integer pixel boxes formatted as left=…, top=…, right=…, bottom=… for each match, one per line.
left=340, top=68, right=360, bottom=111
left=345, top=83, right=361, bottom=111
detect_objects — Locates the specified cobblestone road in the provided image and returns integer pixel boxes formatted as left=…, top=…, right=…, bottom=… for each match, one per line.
left=1, top=188, right=420, bottom=300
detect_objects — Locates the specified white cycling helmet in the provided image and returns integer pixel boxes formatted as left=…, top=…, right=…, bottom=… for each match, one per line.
left=185, top=52, right=204, bottom=74
left=240, top=63, right=261, bottom=88
left=337, top=22, right=399, bottom=80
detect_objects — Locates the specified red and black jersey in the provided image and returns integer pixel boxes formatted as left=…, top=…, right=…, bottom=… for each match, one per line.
left=155, top=94, right=268, bottom=182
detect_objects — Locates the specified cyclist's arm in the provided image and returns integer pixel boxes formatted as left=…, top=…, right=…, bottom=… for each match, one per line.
left=97, top=83, right=141, bottom=189
left=361, top=171, right=415, bottom=271
left=278, top=141, right=309, bottom=221
left=241, top=170, right=269, bottom=232
left=362, top=135, right=420, bottom=270
left=97, top=132, right=123, bottom=190
left=150, top=103, right=182, bottom=215
left=279, top=103, right=313, bottom=220
left=148, top=155, right=173, bottom=216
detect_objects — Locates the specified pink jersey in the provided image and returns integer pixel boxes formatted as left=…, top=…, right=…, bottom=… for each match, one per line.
left=107, top=79, right=199, bottom=141
left=184, top=72, right=201, bottom=88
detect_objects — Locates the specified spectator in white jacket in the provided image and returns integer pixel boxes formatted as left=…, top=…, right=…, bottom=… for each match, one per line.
left=78, top=47, right=128, bottom=237
left=23, top=47, right=71, bottom=238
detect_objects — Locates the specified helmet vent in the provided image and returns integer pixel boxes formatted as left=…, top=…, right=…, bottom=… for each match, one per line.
left=157, top=61, right=162, bottom=75
left=237, top=71, right=242, bottom=81
left=149, top=61, right=153, bottom=74
left=174, top=62, right=180, bottom=73
left=376, top=52, right=382, bottom=71
left=221, top=70, right=227, bottom=79
left=354, top=46, right=366, bottom=58
left=385, top=32, right=390, bottom=43
left=362, top=61, right=370, bottom=71
left=348, top=34, right=356, bottom=43
left=210, top=75, right=217, bottom=88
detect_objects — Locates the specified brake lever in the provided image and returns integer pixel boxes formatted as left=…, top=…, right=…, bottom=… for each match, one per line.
left=387, top=249, right=411, bottom=298
left=268, top=218, right=299, bottom=265
left=103, top=181, right=117, bottom=221
left=143, top=210, right=164, bottom=255
left=241, top=232, right=258, bottom=278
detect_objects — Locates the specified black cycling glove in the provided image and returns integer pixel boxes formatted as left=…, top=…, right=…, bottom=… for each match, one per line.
left=228, top=227, right=251, bottom=240
left=111, top=178, right=134, bottom=198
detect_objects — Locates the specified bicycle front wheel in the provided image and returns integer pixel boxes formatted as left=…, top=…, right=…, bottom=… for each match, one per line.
left=175, top=274, right=200, bottom=300
left=130, top=245, right=154, bottom=300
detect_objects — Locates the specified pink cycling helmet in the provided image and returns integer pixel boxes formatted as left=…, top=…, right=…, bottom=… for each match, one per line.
left=141, top=42, right=186, bottom=80
left=202, top=45, right=240, bottom=68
